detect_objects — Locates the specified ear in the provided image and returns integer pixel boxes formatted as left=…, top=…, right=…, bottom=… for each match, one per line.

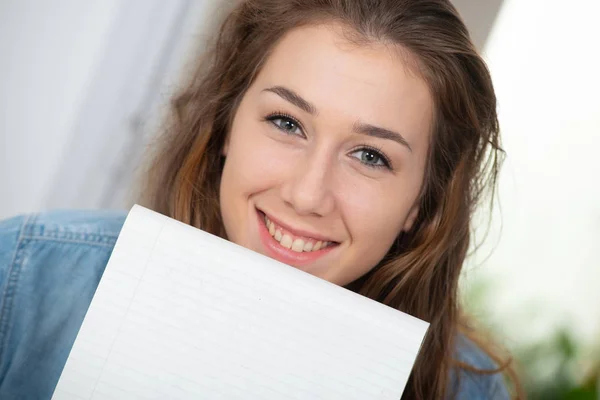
left=402, top=204, right=420, bottom=232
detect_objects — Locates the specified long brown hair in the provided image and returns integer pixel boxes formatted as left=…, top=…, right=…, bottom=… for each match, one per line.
left=140, top=0, right=517, bottom=398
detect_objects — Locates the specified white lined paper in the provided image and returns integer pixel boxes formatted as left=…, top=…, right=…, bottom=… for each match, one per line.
left=52, top=205, right=428, bottom=400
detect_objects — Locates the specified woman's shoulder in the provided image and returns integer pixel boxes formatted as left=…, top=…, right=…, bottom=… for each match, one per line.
left=0, top=209, right=127, bottom=398
left=0, top=208, right=127, bottom=244
left=0, top=208, right=127, bottom=285
left=450, top=334, right=511, bottom=399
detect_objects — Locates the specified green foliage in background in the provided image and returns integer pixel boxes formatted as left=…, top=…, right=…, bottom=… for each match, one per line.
left=516, top=328, right=598, bottom=399
left=461, top=278, right=599, bottom=399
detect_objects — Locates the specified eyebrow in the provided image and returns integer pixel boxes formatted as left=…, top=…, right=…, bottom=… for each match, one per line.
left=353, top=122, right=413, bottom=152
left=263, top=86, right=317, bottom=115
left=263, top=85, right=412, bottom=152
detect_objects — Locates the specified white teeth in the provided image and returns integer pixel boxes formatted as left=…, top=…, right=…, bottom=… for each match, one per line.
left=264, top=213, right=333, bottom=252
left=303, top=241, right=313, bottom=252
left=280, top=234, right=293, bottom=249
left=291, top=239, right=305, bottom=252
left=268, top=221, right=275, bottom=236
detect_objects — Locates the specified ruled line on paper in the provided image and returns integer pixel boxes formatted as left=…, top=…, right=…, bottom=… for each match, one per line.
left=52, top=205, right=429, bottom=400
left=88, top=220, right=166, bottom=399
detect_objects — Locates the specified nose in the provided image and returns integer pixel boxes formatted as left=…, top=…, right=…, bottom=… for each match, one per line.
left=280, top=151, right=336, bottom=217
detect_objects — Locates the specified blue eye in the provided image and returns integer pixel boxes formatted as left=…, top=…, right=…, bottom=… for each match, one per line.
left=266, top=114, right=303, bottom=136
left=350, top=147, right=392, bottom=169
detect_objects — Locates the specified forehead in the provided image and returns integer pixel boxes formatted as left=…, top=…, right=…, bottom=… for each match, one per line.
left=253, top=23, right=433, bottom=152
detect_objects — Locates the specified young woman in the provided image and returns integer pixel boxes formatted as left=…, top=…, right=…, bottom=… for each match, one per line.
left=0, top=0, right=518, bottom=398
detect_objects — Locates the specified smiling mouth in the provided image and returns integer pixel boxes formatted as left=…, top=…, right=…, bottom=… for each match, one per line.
left=255, top=209, right=338, bottom=267
left=262, top=213, right=335, bottom=253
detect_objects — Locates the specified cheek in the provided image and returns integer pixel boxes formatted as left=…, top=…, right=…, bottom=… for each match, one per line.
left=224, top=132, right=295, bottom=197
left=337, top=179, right=415, bottom=270
left=342, top=181, right=411, bottom=237
left=220, top=117, right=300, bottom=224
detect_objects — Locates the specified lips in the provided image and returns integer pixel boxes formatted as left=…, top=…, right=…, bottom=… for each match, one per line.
left=263, top=214, right=333, bottom=253
left=255, top=209, right=337, bottom=267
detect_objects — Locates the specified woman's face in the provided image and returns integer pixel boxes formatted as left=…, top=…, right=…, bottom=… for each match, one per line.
left=220, top=24, right=432, bottom=286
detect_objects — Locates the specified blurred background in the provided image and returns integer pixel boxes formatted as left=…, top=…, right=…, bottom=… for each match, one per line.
left=1, top=0, right=598, bottom=397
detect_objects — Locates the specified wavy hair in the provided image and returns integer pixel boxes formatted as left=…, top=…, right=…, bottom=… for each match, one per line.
left=140, top=0, right=518, bottom=398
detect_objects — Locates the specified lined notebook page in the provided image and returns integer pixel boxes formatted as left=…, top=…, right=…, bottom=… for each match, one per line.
left=52, top=205, right=429, bottom=400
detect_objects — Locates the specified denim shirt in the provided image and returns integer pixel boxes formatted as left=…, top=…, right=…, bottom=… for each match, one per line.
left=0, top=210, right=509, bottom=399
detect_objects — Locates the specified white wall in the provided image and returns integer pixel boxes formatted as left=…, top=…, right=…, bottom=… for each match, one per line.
left=466, top=0, right=600, bottom=347
left=0, top=0, right=209, bottom=219
left=0, top=0, right=121, bottom=218
left=451, top=0, right=504, bottom=50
